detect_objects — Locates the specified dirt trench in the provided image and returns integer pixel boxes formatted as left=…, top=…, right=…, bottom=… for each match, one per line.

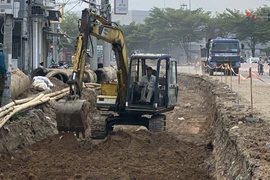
left=0, top=74, right=267, bottom=179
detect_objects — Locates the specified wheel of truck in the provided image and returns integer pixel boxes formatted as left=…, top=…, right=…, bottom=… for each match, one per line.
left=209, top=69, right=214, bottom=76
left=148, top=114, right=166, bottom=132
left=91, top=115, right=107, bottom=139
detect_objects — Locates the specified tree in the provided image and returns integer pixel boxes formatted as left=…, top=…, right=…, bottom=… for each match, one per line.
left=60, top=12, right=80, bottom=49
left=151, top=8, right=211, bottom=60
left=119, top=7, right=212, bottom=60
left=114, top=6, right=270, bottom=60
left=120, top=22, right=149, bottom=55
left=263, top=47, right=270, bottom=57
left=233, top=6, right=270, bottom=57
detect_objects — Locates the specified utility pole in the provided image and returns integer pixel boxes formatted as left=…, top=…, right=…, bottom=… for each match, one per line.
left=3, top=15, right=13, bottom=69
left=2, top=14, right=13, bottom=105
left=101, top=0, right=111, bottom=67
left=89, top=0, right=98, bottom=70
left=164, top=0, right=166, bottom=9
left=26, top=0, right=32, bottom=75
left=180, top=4, right=187, bottom=10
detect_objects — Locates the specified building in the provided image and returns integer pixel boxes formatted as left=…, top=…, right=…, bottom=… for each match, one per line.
left=112, top=10, right=150, bottom=25
left=0, top=0, right=62, bottom=74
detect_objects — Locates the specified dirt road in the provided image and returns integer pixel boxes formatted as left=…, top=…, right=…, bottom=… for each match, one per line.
left=0, top=77, right=215, bottom=180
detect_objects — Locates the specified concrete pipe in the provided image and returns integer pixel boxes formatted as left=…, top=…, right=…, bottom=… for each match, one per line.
left=45, top=69, right=72, bottom=83
left=11, top=68, right=30, bottom=99
left=95, top=66, right=117, bottom=83
left=84, top=69, right=97, bottom=83
left=31, top=67, right=48, bottom=79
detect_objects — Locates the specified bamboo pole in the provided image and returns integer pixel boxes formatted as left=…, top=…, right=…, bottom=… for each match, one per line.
left=46, top=88, right=69, bottom=98
left=0, top=107, right=14, bottom=118
left=0, top=94, right=45, bottom=119
left=84, top=82, right=101, bottom=86
left=50, top=92, right=69, bottom=101
left=0, top=96, right=33, bottom=113
left=0, top=95, right=48, bottom=128
left=0, top=83, right=100, bottom=129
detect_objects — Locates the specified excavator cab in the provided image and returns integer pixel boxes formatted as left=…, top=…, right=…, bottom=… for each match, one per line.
left=96, top=54, right=178, bottom=112
left=93, top=54, right=178, bottom=139
left=127, top=54, right=178, bottom=109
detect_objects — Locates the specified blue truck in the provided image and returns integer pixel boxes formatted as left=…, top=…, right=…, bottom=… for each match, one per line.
left=202, top=38, right=242, bottom=76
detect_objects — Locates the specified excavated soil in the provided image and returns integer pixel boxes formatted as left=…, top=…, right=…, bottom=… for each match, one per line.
left=18, top=77, right=69, bottom=99
left=1, top=72, right=269, bottom=179
left=0, top=75, right=215, bottom=180
left=0, top=85, right=97, bottom=153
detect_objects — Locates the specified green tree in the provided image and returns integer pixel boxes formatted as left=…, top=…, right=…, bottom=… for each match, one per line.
left=233, top=6, right=270, bottom=57
left=60, top=12, right=80, bottom=49
left=149, top=8, right=210, bottom=60
left=263, top=47, right=270, bottom=56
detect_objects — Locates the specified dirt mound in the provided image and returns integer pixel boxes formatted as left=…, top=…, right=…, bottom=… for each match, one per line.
left=48, top=77, right=69, bottom=91
left=0, top=88, right=98, bottom=153
left=18, top=77, right=68, bottom=99
left=0, top=101, right=58, bottom=152
left=0, top=129, right=212, bottom=180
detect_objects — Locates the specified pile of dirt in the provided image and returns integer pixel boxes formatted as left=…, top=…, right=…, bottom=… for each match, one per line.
left=17, top=77, right=69, bottom=99
left=0, top=75, right=215, bottom=180
left=0, top=101, right=58, bottom=152
left=0, top=130, right=213, bottom=180
left=0, top=87, right=98, bottom=153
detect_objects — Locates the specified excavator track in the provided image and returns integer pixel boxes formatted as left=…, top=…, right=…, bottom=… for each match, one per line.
left=148, top=114, right=166, bottom=132
left=90, top=115, right=108, bottom=139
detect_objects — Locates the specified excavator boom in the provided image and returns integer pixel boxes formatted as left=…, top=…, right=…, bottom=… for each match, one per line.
left=55, top=8, right=128, bottom=136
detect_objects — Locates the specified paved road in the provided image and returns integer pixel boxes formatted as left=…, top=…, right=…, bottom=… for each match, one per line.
left=177, top=63, right=270, bottom=84
left=240, top=63, right=270, bottom=83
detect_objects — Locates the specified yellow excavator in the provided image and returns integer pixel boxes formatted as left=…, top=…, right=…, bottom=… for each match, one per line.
left=55, top=8, right=179, bottom=139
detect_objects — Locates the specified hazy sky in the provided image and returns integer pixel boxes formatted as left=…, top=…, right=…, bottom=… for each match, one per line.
left=65, top=0, right=270, bottom=14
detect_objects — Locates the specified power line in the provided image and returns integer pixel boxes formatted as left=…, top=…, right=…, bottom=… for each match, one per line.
left=65, top=1, right=81, bottom=13
left=56, top=0, right=79, bottom=11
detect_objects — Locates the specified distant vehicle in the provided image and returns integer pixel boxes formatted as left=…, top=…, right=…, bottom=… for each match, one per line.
left=202, top=38, right=242, bottom=75
left=247, top=57, right=260, bottom=63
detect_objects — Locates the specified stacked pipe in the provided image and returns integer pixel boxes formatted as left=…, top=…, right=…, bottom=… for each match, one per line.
left=31, top=67, right=117, bottom=84
left=95, top=66, right=117, bottom=83
left=31, top=68, right=98, bottom=84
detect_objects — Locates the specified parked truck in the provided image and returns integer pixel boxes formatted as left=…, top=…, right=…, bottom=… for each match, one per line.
left=203, top=38, right=242, bottom=76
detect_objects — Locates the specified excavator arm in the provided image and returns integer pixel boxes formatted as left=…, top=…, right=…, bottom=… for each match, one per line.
left=55, top=8, right=128, bottom=137
left=70, top=8, right=128, bottom=108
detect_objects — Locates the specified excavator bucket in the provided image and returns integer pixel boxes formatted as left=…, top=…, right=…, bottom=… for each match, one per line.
left=55, top=99, right=90, bottom=138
